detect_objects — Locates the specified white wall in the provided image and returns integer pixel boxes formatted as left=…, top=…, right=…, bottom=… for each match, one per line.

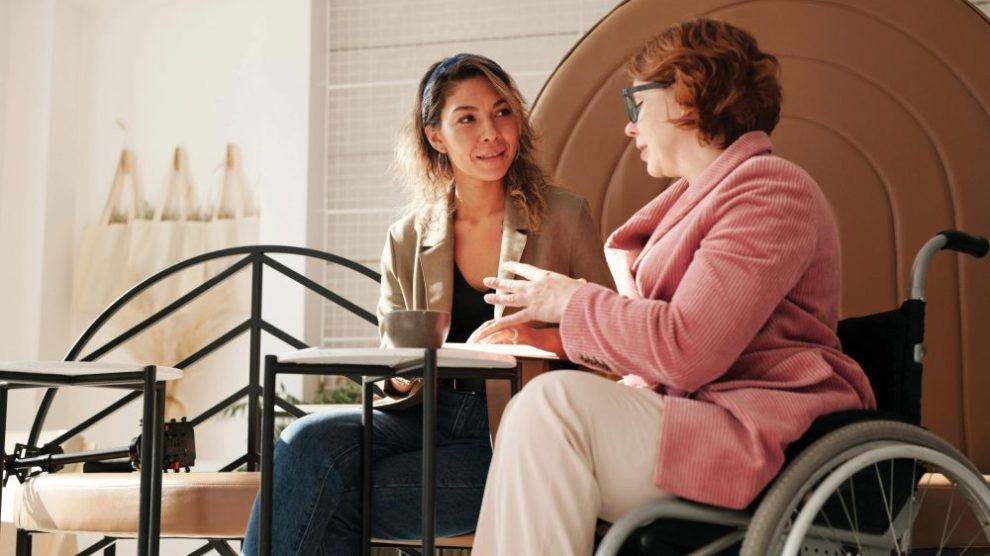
left=0, top=0, right=59, bottom=432
left=0, top=0, right=9, bottom=200
left=0, top=0, right=310, bottom=460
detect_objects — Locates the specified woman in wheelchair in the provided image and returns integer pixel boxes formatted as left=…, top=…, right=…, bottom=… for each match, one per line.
left=468, top=19, right=878, bottom=555
left=242, top=54, right=613, bottom=555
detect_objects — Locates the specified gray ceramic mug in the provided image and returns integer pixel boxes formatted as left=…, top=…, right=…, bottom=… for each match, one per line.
left=382, top=310, right=451, bottom=349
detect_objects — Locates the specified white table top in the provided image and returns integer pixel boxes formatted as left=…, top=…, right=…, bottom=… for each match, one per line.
left=0, top=361, right=182, bottom=381
left=277, top=343, right=548, bottom=369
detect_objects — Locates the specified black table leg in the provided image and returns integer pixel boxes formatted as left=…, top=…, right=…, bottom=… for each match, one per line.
left=260, top=355, right=277, bottom=556
left=361, top=376, right=374, bottom=555
left=0, top=385, right=7, bottom=542
left=422, top=348, right=437, bottom=555
left=15, top=529, right=31, bottom=556
left=137, top=366, right=157, bottom=556
left=245, top=356, right=513, bottom=556
left=148, top=381, right=166, bottom=556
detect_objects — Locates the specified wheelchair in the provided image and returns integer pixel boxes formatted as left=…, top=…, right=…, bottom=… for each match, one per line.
left=596, top=230, right=990, bottom=556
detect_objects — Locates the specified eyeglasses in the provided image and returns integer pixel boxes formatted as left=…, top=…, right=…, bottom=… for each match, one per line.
left=622, top=81, right=673, bottom=123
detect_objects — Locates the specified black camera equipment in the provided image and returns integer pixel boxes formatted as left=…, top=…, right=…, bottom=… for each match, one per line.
left=2, top=417, right=196, bottom=485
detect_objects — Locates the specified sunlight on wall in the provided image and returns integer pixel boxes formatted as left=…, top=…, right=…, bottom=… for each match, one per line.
left=0, top=0, right=310, bottom=477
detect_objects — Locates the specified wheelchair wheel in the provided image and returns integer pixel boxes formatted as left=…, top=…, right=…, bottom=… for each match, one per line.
left=741, top=420, right=990, bottom=556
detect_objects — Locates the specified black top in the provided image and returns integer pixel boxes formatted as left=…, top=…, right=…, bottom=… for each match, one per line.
left=447, top=264, right=495, bottom=343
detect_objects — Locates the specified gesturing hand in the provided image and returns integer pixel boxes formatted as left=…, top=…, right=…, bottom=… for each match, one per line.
left=481, top=261, right=587, bottom=326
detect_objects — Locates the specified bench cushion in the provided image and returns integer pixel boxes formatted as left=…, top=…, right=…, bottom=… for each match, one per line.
left=14, top=471, right=258, bottom=538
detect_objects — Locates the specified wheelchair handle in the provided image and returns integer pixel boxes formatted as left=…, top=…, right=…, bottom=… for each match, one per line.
left=909, top=230, right=988, bottom=300
left=939, top=230, right=990, bottom=258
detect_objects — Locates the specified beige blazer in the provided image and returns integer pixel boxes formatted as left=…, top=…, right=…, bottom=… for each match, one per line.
left=376, top=186, right=614, bottom=411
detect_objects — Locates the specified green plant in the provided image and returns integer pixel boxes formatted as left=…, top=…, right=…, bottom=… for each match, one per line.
left=220, top=380, right=361, bottom=422
left=309, top=380, right=361, bottom=404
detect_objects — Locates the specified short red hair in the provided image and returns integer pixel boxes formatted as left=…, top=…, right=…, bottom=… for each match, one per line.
left=627, top=19, right=781, bottom=148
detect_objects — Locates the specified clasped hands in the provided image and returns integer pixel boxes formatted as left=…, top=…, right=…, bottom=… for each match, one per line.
left=466, top=261, right=586, bottom=352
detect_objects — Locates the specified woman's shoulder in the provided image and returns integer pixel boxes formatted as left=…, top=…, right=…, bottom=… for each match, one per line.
left=530, top=186, right=594, bottom=235
left=386, top=203, right=447, bottom=243
left=711, top=153, right=826, bottom=213
left=542, top=186, right=593, bottom=219
left=385, top=211, right=418, bottom=243
left=734, top=153, right=818, bottom=191
left=718, top=154, right=833, bottom=228
left=544, top=186, right=589, bottom=208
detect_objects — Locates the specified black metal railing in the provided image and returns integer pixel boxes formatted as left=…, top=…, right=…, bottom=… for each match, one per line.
left=22, top=245, right=380, bottom=556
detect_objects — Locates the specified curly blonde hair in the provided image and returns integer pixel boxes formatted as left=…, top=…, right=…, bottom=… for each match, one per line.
left=394, top=54, right=550, bottom=230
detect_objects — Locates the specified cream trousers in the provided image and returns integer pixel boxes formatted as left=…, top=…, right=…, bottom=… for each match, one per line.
left=473, top=371, right=673, bottom=555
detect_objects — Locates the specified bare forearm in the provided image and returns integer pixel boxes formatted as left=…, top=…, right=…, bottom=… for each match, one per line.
left=533, top=327, right=566, bottom=359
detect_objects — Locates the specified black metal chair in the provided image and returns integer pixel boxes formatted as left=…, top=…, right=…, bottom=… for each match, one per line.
left=6, top=246, right=380, bottom=555
left=597, top=231, right=990, bottom=556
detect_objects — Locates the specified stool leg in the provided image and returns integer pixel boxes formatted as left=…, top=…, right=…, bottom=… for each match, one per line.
left=15, top=529, right=31, bottom=556
left=0, top=384, right=7, bottom=539
left=137, top=365, right=157, bottom=556
left=422, top=348, right=437, bottom=555
left=149, top=382, right=165, bottom=556
left=260, top=357, right=277, bottom=556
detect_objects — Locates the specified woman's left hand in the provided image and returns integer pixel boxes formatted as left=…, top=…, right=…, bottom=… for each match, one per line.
left=467, top=322, right=565, bottom=358
left=481, top=261, right=587, bottom=325
left=466, top=322, right=525, bottom=345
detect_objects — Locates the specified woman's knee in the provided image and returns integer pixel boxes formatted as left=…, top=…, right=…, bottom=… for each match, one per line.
left=275, top=409, right=362, bottom=461
left=499, top=371, right=598, bottom=434
left=514, top=371, right=603, bottom=407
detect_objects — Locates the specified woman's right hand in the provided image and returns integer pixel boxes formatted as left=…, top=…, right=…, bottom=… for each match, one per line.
left=385, top=376, right=416, bottom=395
left=481, top=261, right=586, bottom=325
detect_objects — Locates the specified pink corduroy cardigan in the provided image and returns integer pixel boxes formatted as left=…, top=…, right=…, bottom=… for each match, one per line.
left=559, top=131, right=876, bottom=509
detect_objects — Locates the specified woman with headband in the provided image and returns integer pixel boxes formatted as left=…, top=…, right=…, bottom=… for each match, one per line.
left=242, top=53, right=613, bottom=555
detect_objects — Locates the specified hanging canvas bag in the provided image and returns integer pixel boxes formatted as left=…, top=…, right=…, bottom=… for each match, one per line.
left=204, top=144, right=260, bottom=311
left=116, top=147, right=210, bottom=421
left=72, top=149, right=146, bottom=314
left=123, top=146, right=208, bottom=311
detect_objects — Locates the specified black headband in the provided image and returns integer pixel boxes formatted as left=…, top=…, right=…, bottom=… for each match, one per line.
left=420, top=53, right=470, bottom=123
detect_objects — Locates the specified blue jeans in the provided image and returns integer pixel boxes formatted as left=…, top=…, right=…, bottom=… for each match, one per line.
left=243, top=387, right=491, bottom=556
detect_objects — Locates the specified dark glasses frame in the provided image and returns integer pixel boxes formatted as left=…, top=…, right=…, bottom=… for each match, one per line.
left=622, top=80, right=673, bottom=123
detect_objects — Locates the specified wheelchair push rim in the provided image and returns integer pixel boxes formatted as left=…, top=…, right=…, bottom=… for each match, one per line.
left=741, top=420, right=990, bottom=556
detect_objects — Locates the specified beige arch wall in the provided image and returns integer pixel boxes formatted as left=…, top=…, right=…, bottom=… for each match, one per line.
left=532, top=0, right=990, bottom=469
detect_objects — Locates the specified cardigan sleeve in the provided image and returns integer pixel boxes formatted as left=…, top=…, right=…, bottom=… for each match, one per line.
left=560, top=172, right=820, bottom=392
